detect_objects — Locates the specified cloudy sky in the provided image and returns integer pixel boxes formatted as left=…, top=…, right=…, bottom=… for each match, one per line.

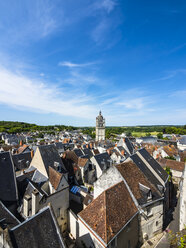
left=0, top=0, right=186, bottom=126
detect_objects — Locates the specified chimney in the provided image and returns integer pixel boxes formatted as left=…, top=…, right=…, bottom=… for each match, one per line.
left=32, top=189, right=40, bottom=215
left=31, top=150, right=34, bottom=159
left=20, top=140, right=23, bottom=146
left=23, top=194, right=31, bottom=217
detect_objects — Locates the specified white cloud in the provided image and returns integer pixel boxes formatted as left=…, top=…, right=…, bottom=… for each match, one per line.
left=0, top=66, right=97, bottom=119
left=58, top=61, right=96, bottom=68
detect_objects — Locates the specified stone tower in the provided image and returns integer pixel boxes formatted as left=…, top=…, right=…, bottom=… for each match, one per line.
left=96, top=111, right=105, bottom=141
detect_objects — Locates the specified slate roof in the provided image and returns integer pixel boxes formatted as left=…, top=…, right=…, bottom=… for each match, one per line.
left=32, top=170, right=48, bottom=184
left=12, top=152, right=32, bottom=171
left=48, top=166, right=62, bottom=190
left=130, top=153, right=164, bottom=193
left=82, top=148, right=93, bottom=158
left=93, top=152, right=111, bottom=171
left=157, top=158, right=185, bottom=172
left=0, top=152, right=18, bottom=202
left=38, top=145, right=66, bottom=173
left=9, top=206, right=66, bottom=248
left=78, top=181, right=138, bottom=244
left=124, top=138, right=135, bottom=155
left=73, top=148, right=84, bottom=157
left=138, top=148, right=168, bottom=182
left=115, top=161, right=161, bottom=205
left=0, top=201, right=20, bottom=229
left=179, top=135, right=186, bottom=145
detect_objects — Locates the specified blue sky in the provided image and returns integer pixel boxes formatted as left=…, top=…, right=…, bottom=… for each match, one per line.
left=0, top=0, right=186, bottom=126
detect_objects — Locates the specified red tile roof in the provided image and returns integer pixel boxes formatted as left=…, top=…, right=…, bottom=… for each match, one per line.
left=48, top=166, right=62, bottom=190
left=115, top=161, right=160, bottom=202
left=157, top=158, right=185, bottom=172
left=78, top=181, right=138, bottom=244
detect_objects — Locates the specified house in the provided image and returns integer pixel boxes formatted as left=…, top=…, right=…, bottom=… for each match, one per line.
left=29, top=145, right=66, bottom=178
left=17, top=144, right=31, bottom=154
left=9, top=206, right=66, bottom=248
left=22, top=174, right=69, bottom=233
left=117, top=137, right=135, bottom=155
left=77, top=157, right=96, bottom=185
left=94, top=161, right=164, bottom=243
left=77, top=181, right=139, bottom=248
left=12, top=152, right=32, bottom=172
left=177, top=135, right=186, bottom=151
left=130, top=148, right=170, bottom=218
left=157, top=158, right=185, bottom=184
left=90, top=152, right=112, bottom=179
left=0, top=152, right=18, bottom=214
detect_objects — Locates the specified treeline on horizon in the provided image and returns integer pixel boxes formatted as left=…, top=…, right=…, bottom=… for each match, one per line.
left=0, top=121, right=185, bottom=137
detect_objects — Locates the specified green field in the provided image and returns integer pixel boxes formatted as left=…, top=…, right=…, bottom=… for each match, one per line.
left=132, top=131, right=160, bottom=137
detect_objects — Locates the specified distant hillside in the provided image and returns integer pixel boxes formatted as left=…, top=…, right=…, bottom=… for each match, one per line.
left=0, top=121, right=76, bottom=133
left=0, top=121, right=185, bottom=136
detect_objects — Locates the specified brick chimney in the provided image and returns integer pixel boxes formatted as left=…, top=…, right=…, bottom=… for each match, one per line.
left=32, top=189, right=40, bottom=215
left=31, top=150, right=34, bottom=159
left=20, top=140, right=23, bottom=146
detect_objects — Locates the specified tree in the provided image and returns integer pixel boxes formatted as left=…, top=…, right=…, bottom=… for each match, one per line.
left=157, top=133, right=163, bottom=139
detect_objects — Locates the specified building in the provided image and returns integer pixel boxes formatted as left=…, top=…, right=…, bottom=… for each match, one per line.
left=96, top=111, right=105, bottom=142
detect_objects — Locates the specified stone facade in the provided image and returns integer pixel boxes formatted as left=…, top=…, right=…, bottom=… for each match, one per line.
left=96, top=111, right=105, bottom=142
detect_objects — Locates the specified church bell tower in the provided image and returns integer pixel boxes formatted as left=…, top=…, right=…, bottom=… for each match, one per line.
left=96, top=111, right=105, bottom=141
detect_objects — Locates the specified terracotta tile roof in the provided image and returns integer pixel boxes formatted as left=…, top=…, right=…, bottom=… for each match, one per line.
left=115, top=161, right=161, bottom=203
left=157, top=158, right=185, bottom=172
left=163, top=145, right=178, bottom=157
left=17, top=144, right=29, bottom=154
left=78, top=157, right=88, bottom=167
left=48, top=166, right=62, bottom=190
left=78, top=181, right=138, bottom=244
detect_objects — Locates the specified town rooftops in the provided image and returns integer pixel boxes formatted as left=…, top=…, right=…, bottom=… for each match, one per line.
left=130, top=153, right=164, bottom=193
left=17, top=144, right=30, bottom=154
left=115, top=161, right=161, bottom=205
left=179, top=135, right=186, bottom=145
left=9, top=206, right=66, bottom=248
left=37, top=145, right=66, bottom=174
left=157, top=158, right=185, bottom=172
left=137, top=148, right=168, bottom=182
left=78, top=181, right=138, bottom=245
left=82, top=148, right=93, bottom=158
left=0, top=152, right=18, bottom=202
left=12, top=152, right=32, bottom=171
left=73, top=148, right=84, bottom=157
left=93, top=152, right=112, bottom=170
left=124, top=137, right=135, bottom=155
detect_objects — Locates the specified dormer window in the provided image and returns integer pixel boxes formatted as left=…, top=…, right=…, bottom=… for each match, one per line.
left=54, top=162, right=61, bottom=172
left=139, top=183, right=152, bottom=201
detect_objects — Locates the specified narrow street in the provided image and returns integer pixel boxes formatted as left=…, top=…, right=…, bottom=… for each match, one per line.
left=156, top=194, right=180, bottom=248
